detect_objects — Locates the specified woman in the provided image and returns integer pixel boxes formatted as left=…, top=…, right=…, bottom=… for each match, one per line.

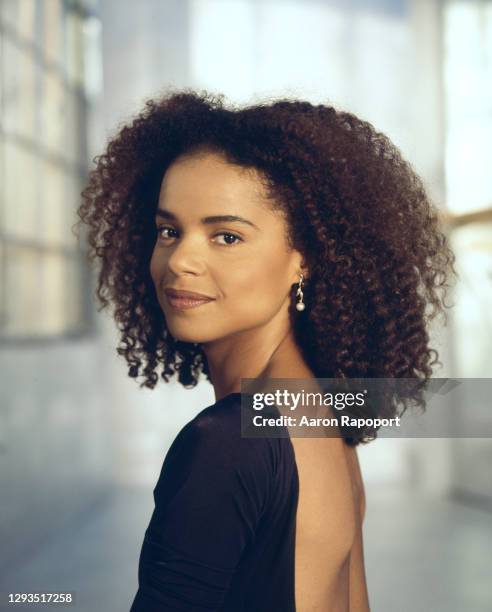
left=76, top=91, right=456, bottom=611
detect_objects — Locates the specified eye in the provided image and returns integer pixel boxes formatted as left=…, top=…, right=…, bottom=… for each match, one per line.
left=156, top=225, right=177, bottom=240
left=213, top=232, right=243, bottom=246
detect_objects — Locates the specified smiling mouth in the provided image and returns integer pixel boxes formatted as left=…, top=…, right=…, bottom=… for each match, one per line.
left=165, top=294, right=215, bottom=310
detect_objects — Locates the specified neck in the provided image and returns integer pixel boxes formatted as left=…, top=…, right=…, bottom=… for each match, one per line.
left=202, top=311, right=314, bottom=402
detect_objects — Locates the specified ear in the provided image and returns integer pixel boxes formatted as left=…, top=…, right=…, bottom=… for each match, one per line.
left=290, top=254, right=310, bottom=285
left=300, top=260, right=310, bottom=281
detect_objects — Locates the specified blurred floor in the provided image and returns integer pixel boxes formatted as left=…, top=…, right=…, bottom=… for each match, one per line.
left=364, top=487, right=491, bottom=612
left=1, top=485, right=490, bottom=612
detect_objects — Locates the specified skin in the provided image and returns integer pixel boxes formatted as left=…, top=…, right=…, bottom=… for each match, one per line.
left=150, top=150, right=315, bottom=401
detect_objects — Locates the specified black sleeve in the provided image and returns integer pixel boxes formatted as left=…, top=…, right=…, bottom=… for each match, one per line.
left=129, top=412, right=273, bottom=611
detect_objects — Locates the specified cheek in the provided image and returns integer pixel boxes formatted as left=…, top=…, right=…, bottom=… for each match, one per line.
left=149, top=248, right=163, bottom=285
left=223, top=254, right=292, bottom=312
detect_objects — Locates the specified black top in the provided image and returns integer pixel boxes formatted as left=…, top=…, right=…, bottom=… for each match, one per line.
left=129, top=392, right=299, bottom=611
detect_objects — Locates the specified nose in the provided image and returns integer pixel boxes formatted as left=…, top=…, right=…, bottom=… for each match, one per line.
left=165, top=235, right=206, bottom=276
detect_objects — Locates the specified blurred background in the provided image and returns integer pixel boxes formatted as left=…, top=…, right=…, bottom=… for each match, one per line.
left=0, top=0, right=491, bottom=610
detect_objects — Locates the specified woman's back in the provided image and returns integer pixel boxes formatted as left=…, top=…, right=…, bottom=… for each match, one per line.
left=290, top=434, right=369, bottom=611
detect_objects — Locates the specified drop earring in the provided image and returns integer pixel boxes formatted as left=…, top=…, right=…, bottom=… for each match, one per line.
left=295, top=273, right=306, bottom=312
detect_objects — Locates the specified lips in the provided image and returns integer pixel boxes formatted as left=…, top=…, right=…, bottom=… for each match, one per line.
left=163, top=288, right=215, bottom=310
left=164, top=288, right=214, bottom=301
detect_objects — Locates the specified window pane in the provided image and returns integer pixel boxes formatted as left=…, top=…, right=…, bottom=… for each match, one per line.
left=63, top=254, right=85, bottom=329
left=40, top=251, right=85, bottom=334
left=444, top=1, right=492, bottom=214
left=2, top=245, right=84, bottom=336
left=0, top=137, right=3, bottom=225
left=39, top=250, right=67, bottom=334
left=65, top=10, right=85, bottom=88
left=1, top=39, right=39, bottom=140
left=2, top=245, right=42, bottom=335
left=40, top=160, right=79, bottom=248
left=0, top=0, right=19, bottom=32
left=43, top=0, right=63, bottom=66
left=40, top=160, right=65, bottom=245
left=1, top=1, right=36, bottom=42
left=40, top=70, right=66, bottom=155
left=450, top=224, right=492, bottom=377
left=83, top=16, right=103, bottom=100
left=64, top=88, right=85, bottom=164
left=0, top=241, right=5, bottom=329
left=3, top=142, right=41, bottom=242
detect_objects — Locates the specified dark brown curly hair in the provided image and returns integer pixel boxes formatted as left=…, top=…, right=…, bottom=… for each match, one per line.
left=75, top=88, right=457, bottom=445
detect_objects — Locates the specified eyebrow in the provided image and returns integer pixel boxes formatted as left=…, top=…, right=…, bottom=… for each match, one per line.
left=155, top=208, right=259, bottom=230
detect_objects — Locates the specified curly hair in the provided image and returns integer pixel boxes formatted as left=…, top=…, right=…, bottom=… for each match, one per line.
left=75, top=88, right=457, bottom=446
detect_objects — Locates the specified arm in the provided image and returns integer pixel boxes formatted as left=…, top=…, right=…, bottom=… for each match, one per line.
left=129, top=414, right=273, bottom=611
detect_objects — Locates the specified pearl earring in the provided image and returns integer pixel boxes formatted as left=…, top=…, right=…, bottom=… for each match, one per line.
left=295, top=273, right=306, bottom=311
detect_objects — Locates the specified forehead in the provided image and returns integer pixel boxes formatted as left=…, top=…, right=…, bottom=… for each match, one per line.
left=158, top=151, right=272, bottom=214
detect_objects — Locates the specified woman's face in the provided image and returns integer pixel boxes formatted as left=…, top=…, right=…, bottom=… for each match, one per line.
left=150, top=151, right=305, bottom=345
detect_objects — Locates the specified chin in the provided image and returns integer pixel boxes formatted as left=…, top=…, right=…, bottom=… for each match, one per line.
left=165, top=323, right=215, bottom=345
